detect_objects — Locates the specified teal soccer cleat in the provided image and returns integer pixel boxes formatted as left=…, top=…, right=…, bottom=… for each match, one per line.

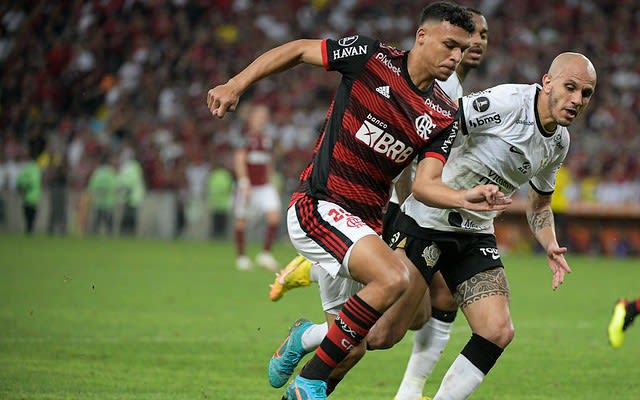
left=269, top=318, right=313, bottom=388
left=281, top=375, right=328, bottom=400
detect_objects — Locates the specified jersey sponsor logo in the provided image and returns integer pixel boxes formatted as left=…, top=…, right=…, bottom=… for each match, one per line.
left=467, top=90, right=492, bottom=98
left=469, top=113, right=502, bottom=128
left=472, top=96, right=490, bottom=112
left=518, top=161, right=531, bottom=174
left=332, top=45, right=368, bottom=60
left=424, top=97, right=453, bottom=118
left=246, top=150, right=271, bottom=164
left=479, top=247, right=501, bottom=260
left=447, top=211, right=489, bottom=231
left=554, top=134, right=567, bottom=149
left=509, top=145, right=524, bottom=155
left=355, top=120, right=414, bottom=163
left=376, top=85, right=390, bottom=99
left=338, top=35, right=359, bottom=47
left=374, top=52, right=401, bottom=76
left=421, top=243, right=441, bottom=268
left=478, top=168, right=517, bottom=192
left=440, top=121, right=458, bottom=153
left=415, top=113, right=436, bottom=139
left=515, top=119, right=534, bottom=126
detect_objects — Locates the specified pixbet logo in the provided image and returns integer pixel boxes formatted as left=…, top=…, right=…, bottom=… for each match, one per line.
left=424, top=97, right=452, bottom=118
left=355, top=118, right=413, bottom=163
left=374, top=52, right=401, bottom=76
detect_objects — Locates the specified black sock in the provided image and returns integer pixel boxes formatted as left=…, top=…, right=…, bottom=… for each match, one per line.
left=460, top=333, right=504, bottom=375
left=432, top=306, right=457, bottom=323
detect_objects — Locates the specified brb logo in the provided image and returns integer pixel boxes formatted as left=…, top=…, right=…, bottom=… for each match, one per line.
left=355, top=114, right=414, bottom=163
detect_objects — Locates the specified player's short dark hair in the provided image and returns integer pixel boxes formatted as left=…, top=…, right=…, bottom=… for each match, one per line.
left=465, top=6, right=484, bottom=17
left=418, top=1, right=475, bottom=33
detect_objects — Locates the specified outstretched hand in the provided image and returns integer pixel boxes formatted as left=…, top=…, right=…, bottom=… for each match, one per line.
left=546, top=243, right=571, bottom=290
left=207, top=80, right=240, bottom=118
left=461, top=184, right=512, bottom=211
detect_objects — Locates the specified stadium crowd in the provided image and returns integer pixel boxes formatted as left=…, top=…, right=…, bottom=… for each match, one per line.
left=1, top=0, right=639, bottom=230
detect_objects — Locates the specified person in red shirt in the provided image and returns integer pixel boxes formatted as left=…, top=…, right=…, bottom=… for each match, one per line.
left=232, top=103, right=281, bottom=271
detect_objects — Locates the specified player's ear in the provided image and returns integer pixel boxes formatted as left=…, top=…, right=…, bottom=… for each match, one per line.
left=541, top=74, right=552, bottom=93
left=415, top=25, right=427, bottom=43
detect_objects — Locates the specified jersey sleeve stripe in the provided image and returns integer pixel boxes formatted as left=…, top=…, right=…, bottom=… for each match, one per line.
left=424, top=151, right=446, bottom=164
left=529, top=181, right=554, bottom=195
left=321, top=39, right=329, bottom=70
left=458, top=98, right=469, bottom=136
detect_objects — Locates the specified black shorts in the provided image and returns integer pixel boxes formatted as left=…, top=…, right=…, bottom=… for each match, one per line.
left=381, top=201, right=401, bottom=245
left=389, top=212, right=504, bottom=294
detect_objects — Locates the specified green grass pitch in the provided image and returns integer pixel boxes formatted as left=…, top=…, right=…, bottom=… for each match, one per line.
left=0, top=233, right=638, bottom=399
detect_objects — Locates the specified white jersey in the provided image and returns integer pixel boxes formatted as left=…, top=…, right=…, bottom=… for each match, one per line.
left=402, top=83, right=570, bottom=234
left=389, top=73, right=463, bottom=204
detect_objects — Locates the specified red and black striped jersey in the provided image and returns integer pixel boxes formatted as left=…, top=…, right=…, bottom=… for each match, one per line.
left=290, top=35, right=459, bottom=234
left=233, top=130, right=274, bottom=186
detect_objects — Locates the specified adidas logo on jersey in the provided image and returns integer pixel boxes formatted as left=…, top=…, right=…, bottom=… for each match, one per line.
left=376, top=86, right=390, bottom=99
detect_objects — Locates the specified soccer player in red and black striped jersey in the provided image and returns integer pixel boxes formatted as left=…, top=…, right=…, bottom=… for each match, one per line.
left=207, top=2, right=509, bottom=399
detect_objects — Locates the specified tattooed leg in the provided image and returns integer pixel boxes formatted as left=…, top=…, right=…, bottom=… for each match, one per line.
left=455, top=268, right=514, bottom=349
left=455, top=268, right=510, bottom=309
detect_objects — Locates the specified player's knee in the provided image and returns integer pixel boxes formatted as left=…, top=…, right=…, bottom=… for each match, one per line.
left=366, top=327, right=402, bottom=350
left=379, top=263, right=410, bottom=302
left=483, top=320, right=515, bottom=348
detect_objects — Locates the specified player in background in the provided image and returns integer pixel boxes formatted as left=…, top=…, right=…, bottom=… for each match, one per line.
left=608, top=297, right=640, bottom=348
left=265, top=9, right=490, bottom=399
left=388, top=52, right=596, bottom=399
left=208, top=3, right=509, bottom=399
left=232, top=103, right=281, bottom=271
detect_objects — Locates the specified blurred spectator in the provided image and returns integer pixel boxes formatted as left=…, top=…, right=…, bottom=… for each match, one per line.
left=40, top=136, right=68, bottom=235
left=87, top=153, right=118, bottom=236
left=117, top=149, right=145, bottom=236
left=16, top=144, right=42, bottom=235
left=207, top=158, right=233, bottom=239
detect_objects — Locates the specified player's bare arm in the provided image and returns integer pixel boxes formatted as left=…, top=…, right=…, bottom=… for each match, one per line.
left=526, top=186, right=571, bottom=290
left=207, top=39, right=324, bottom=118
left=411, top=157, right=511, bottom=211
left=393, top=166, right=414, bottom=205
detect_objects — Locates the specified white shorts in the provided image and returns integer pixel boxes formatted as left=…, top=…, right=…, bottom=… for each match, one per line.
left=315, top=265, right=364, bottom=314
left=287, top=195, right=374, bottom=312
left=234, top=183, right=281, bottom=218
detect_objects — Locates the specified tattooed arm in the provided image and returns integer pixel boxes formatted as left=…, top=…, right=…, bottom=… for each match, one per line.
left=525, top=186, right=571, bottom=290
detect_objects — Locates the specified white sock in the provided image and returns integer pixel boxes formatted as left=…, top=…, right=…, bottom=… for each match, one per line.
left=433, top=354, right=485, bottom=400
left=310, top=264, right=321, bottom=283
left=300, top=322, right=328, bottom=351
left=395, top=318, right=452, bottom=400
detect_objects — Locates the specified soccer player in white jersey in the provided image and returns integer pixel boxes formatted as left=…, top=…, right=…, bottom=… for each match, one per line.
left=391, top=9, right=489, bottom=400
left=387, top=52, right=596, bottom=399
